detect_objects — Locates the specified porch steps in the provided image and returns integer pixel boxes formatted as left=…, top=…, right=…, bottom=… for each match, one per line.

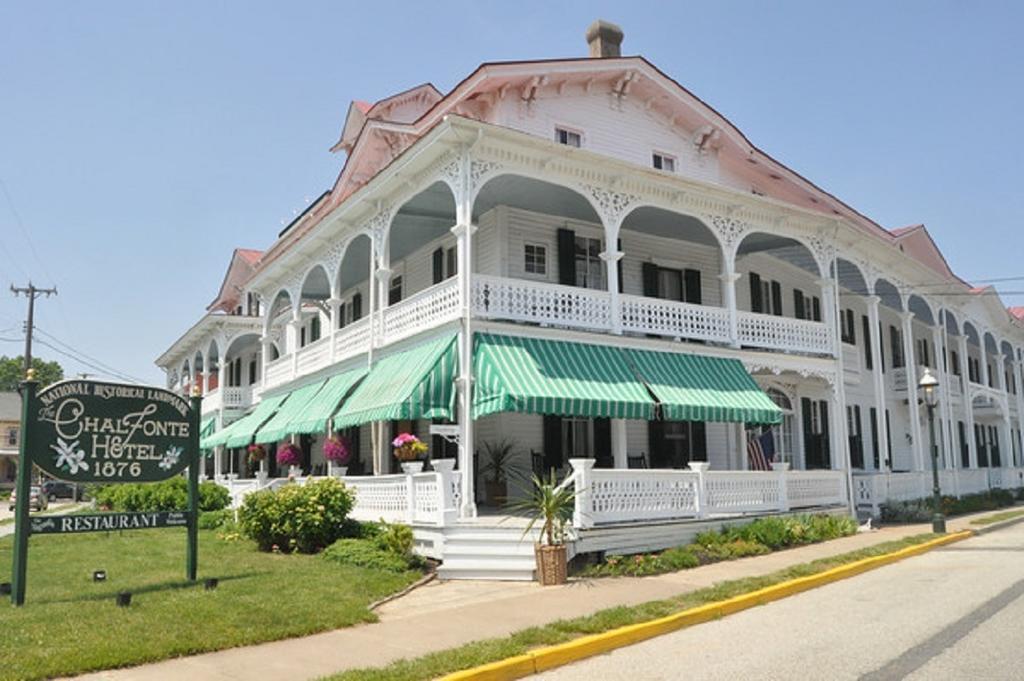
left=437, top=526, right=539, bottom=581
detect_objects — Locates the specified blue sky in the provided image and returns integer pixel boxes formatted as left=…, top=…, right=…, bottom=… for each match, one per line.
left=1, top=1, right=1022, bottom=384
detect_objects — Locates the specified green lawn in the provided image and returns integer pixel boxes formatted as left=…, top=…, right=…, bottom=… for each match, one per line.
left=0, top=528, right=420, bottom=681
left=971, top=509, right=1024, bottom=526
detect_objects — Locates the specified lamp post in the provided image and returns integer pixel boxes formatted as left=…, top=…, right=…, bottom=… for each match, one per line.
left=918, top=368, right=946, bottom=533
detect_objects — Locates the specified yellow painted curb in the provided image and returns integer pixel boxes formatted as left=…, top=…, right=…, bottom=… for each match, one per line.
left=440, top=530, right=973, bottom=681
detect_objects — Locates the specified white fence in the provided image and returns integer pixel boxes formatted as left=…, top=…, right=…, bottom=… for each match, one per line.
left=381, top=278, right=462, bottom=346
left=619, top=294, right=731, bottom=343
left=472, top=275, right=612, bottom=332
left=569, top=459, right=847, bottom=528
left=736, top=311, right=832, bottom=356
left=853, top=467, right=1024, bottom=516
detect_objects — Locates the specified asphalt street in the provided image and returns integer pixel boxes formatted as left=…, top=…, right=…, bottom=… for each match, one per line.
left=538, top=522, right=1024, bottom=680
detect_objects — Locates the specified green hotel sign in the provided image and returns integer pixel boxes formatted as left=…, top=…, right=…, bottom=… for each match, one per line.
left=10, top=378, right=202, bottom=606
left=30, top=381, right=193, bottom=482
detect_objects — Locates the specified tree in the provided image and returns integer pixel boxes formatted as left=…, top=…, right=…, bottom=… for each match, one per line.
left=0, top=356, right=64, bottom=391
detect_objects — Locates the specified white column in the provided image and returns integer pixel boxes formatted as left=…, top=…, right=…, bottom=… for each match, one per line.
left=287, top=314, right=302, bottom=380
left=201, top=351, right=211, bottom=395
left=452, top=221, right=477, bottom=518
left=720, top=251, right=740, bottom=348
left=217, top=358, right=228, bottom=393
left=931, top=325, right=951, bottom=469
left=611, top=420, right=628, bottom=468
left=374, top=268, right=393, bottom=346
left=327, top=296, right=342, bottom=363
left=959, top=335, right=978, bottom=468
left=260, top=336, right=272, bottom=389
left=902, top=312, right=925, bottom=471
left=818, top=278, right=840, bottom=359
left=866, top=296, right=889, bottom=471
left=213, top=445, right=223, bottom=480
left=600, top=245, right=624, bottom=335
left=1015, top=357, right=1024, bottom=467
left=980, top=333, right=991, bottom=389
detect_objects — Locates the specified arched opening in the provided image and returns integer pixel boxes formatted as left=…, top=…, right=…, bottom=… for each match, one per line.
left=180, top=360, right=191, bottom=396
left=206, top=339, right=220, bottom=393
left=297, top=265, right=331, bottom=350
left=224, top=332, right=262, bottom=390
left=264, top=290, right=293, bottom=360
left=984, top=332, right=1000, bottom=389
left=831, top=258, right=870, bottom=355
left=906, top=295, right=936, bottom=371
left=192, top=352, right=204, bottom=395
left=335, top=233, right=372, bottom=333
left=963, top=322, right=982, bottom=386
left=384, top=181, right=457, bottom=306
left=735, top=232, right=822, bottom=321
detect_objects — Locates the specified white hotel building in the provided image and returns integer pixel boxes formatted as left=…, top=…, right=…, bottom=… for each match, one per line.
left=157, top=22, right=1024, bottom=578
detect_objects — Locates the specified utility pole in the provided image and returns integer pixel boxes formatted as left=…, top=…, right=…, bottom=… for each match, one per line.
left=10, top=282, right=58, bottom=376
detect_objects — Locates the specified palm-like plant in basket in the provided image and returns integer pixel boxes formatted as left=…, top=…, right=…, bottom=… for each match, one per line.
left=481, top=439, right=516, bottom=507
left=508, top=470, right=576, bottom=585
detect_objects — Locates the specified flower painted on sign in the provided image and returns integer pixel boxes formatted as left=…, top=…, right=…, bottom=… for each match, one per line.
left=50, top=438, right=89, bottom=474
left=159, top=446, right=183, bottom=470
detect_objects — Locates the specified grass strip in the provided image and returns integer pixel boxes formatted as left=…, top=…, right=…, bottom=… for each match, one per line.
left=970, top=509, right=1024, bottom=526
left=327, top=533, right=939, bottom=681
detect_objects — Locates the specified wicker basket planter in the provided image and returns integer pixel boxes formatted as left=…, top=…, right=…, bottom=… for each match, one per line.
left=535, top=543, right=568, bottom=586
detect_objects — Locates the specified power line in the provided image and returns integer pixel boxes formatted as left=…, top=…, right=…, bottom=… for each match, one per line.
left=32, top=337, right=145, bottom=385
left=33, top=326, right=149, bottom=384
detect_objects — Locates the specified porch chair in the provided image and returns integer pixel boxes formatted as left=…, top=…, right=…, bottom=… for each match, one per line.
left=627, top=453, right=648, bottom=469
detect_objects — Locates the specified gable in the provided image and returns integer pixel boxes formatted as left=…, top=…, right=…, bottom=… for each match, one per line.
left=207, top=249, right=262, bottom=313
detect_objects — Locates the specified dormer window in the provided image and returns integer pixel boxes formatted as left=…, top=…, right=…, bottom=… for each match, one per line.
left=555, top=127, right=582, bottom=148
left=652, top=152, right=675, bottom=172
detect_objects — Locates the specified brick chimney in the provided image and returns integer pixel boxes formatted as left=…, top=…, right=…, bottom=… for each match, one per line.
left=585, top=19, right=624, bottom=58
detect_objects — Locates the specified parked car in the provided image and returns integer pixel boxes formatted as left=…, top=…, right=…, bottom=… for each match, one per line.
left=41, top=480, right=78, bottom=502
left=9, top=486, right=48, bottom=512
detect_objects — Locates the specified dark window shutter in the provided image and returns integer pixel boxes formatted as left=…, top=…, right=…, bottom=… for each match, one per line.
left=300, top=327, right=306, bottom=348
left=691, top=421, right=707, bottom=462
left=862, top=315, right=872, bottom=370
left=801, top=398, right=815, bottom=469
left=771, top=281, right=783, bottom=316
left=958, top=421, right=968, bottom=467
left=812, top=297, right=822, bottom=322
left=869, top=407, right=879, bottom=469
left=593, top=418, right=612, bottom=468
left=879, top=323, right=886, bottom=373
left=648, top=420, right=666, bottom=468
left=684, top=269, right=702, bottom=305
left=819, top=400, right=830, bottom=468
left=847, top=310, right=856, bottom=344
left=642, top=262, right=659, bottom=298
left=557, top=228, right=576, bottom=286
left=793, top=289, right=805, bottom=320
left=542, top=415, right=563, bottom=475
left=432, top=247, right=444, bottom=285
left=616, top=239, right=624, bottom=293
left=889, top=326, right=901, bottom=368
left=749, top=273, right=763, bottom=313
left=885, top=410, right=893, bottom=463
left=351, top=293, right=362, bottom=320
left=337, top=302, right=346, bottom=329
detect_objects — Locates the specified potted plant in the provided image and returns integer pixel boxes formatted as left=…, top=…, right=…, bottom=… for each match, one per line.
left=247, top=444, right=266, bottom=478
left=392, top=433, right=428, bottom=473
left=510, top=471, right=576, bottom=586
left=481, top=439, right=515, bottom=507
left=323, top=435, right=351, bottom=476
left=277, top=443, right=302, bottom=478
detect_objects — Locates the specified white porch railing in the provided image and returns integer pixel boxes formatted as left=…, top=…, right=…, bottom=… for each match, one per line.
left=568, top=459, right=847, bottom=528
left=222, top=385, right=252, bottom=409
left=381, top=278, right=461, bottom=346
left=619, top=294, right=731, bottom=343
left=334, top=317, right=371, bottom=363
left=264, top=355, right=292, bottom=391
left=342, top=464, right=461, bottom=526
left=736, top=310, right=832, bottom=356
left=471, top=275, right=612, bottom=332
left=853, top=467, right=1024, bottom=516
left=296, top=336, right=331, bottom=375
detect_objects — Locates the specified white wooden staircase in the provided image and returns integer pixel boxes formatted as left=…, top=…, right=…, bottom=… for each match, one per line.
left=436, top=524, right=541, bottom=581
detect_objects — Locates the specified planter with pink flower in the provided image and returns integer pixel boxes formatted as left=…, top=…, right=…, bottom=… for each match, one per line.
left=392, top=433, right=428, bottom=474
left=277, top=442, right=303, bottom=478
left=323, top=435, right=351, bottom=476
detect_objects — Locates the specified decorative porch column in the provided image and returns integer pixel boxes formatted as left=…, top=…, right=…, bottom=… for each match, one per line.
left=213, top=445, right=223, bottom=480
left=201, top=350, right=211, bottom=395
left=931, top=325, right=952, bottom=468
left=373, top=268, right=393, bottom=348
left=610, top=420, right=628, bottom=468
left=452, top=221, right=477, bottom=518
left=1015, top=357, right=1024, bottom=466
left=818, top=278, right=840, bottom=359
left=720, top=252, right=740, bottom=348
left=287, top=314, right=302, bottom=380
left=901, top=312, right=925, bottom=471
left=979, top=332, right=991, bottom=389
left=866, top=296, right=890, bottom=471
left=959, top=335, right=978, bottom=468
left=260, top=335, right=273, bottom=390
left=217, top=357, right=228, bottom=395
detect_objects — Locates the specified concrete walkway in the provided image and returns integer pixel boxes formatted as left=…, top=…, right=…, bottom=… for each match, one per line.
left=71, top=512, right=1013, bottom=681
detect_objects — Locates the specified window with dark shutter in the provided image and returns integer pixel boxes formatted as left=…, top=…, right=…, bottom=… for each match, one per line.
left=542, top=415, right=563, bottom=474
left=432, top=248, right=444, bottom=285
left=641, top=262, right=659, bottom=298
left=593, top=418, right=613, bottom=468
left=557, top=228, right=576, bottom=286
left=749, top=272, right=763, bottom=313
left=869, top=407, right=879, bottom=469
left=648, top=420, right=667, bottom=469
left=684, top=269, right=702, bottom=305
left=771, top=281, right=783, bottom=316
left=862, top=315, right=873, bottom=369
left=812, top=297, right=822, bottom=322
left=793, top=289, right=805, bottom=320
left=351, top=292, right=362, bottom=320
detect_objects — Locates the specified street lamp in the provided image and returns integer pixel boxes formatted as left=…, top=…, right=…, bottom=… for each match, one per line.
left=918, top=368, right=946, bottom=533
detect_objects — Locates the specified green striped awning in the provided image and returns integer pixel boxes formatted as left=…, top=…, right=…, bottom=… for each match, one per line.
left=201, top=392, right=290, bottom=449
left=292, top=367, right=367, bottom=435
left=472, top=333, right=654, bottom=420
left=253, top=379, right=327, bottom=444
left=199, top=417, right=216, bottom=454
left=624, top=348, right=782, bottom=425
left=332, top=334, right=458, bottom=430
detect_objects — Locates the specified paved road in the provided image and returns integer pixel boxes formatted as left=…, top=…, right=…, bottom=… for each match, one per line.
left=539, top=522, right=1024, bottom=681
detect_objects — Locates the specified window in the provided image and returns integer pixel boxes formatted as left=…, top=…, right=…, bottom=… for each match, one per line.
left=793, top=290, right=822, bottom=322
left=916, top=338, right=930, bottom=368
left=951, top=350, right=961, bottom=377
left=524, top=243, right=547, bottom=275
left=309, top=316, right=321, bottom=344
left=652, top=152, right=676, bottom=172
left=841, top=309, right=856, bottom=345
left=847, top=405, right=864, bottom=469
left=562, top=418, right=591, bottom=459
left=890, top=326, right=905, bottom=369
left=748, top=272, right=782, bottom=315
left=766, top=389, right=794, bottom=465
left=663, top=421, right=707, bottom=464
left=388, top=275, right=403, bottom=305
left=446, top=246, right=458, bottom=279
left=248, top=360, right=257, bottom=385
left=6, top=428, right=16, bottom=446
left=862, top=315, right=873, bottom=370
left=574, top=236, right=605, bottom=289
left=555, top=127, right=581, bottom=148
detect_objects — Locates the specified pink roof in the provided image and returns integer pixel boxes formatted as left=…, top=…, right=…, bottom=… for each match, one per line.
left=236, top=248, right=263, bottom=265
left=1010, top=307, right=1024, bottom=321
left=353, top=100, right=373, bottom=114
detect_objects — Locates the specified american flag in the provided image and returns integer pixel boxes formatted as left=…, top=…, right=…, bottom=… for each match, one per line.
left=747, top=429, right=776, bottom=471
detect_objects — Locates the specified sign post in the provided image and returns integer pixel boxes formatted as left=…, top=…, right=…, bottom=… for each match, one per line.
left=10, top=377, right=202, bottom=606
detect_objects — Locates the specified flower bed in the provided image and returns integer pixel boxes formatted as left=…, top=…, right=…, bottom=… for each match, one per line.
left=880, top=488, right=1022, bottom=524
left=579, top=514, right=858, bottom=578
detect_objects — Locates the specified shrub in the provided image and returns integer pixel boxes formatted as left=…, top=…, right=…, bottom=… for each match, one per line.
left=322, top=539, right=414, bottom=573
left=91, top=478, right=230, bottom=513
left=237, top=477, right=355, bottom=553
left=198, top=509, right=234, bottom=530
left=880, top=489, right=1017, bottom=524
left=374, top=521, right=414, bottom=556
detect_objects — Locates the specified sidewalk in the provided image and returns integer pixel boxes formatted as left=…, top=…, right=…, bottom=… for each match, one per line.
left=70, top=512, right=1008, bottom=681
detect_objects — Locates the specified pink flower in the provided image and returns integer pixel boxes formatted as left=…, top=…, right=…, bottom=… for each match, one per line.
left=391, top=432, right=420, bottom=448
